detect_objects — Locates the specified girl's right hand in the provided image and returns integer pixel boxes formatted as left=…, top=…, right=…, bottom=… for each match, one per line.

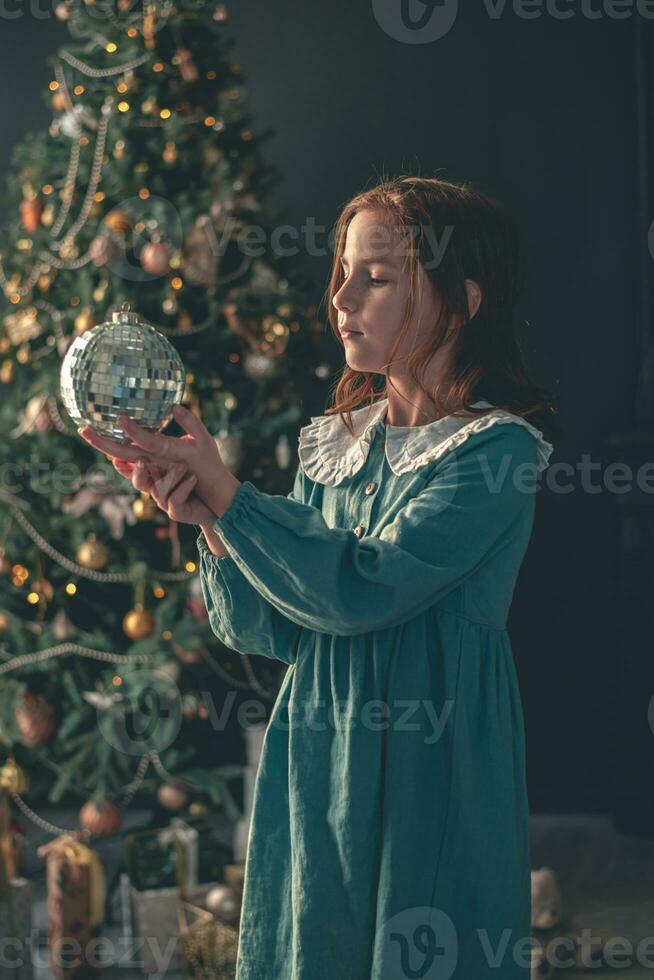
left=110, top=456, right=217, bottom=527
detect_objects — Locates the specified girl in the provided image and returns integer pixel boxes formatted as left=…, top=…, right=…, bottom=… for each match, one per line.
left=79, top=175, right=559, bottom=980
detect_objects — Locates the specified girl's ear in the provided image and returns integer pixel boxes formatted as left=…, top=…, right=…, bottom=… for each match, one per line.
left=465, top=279, right=483, bottom=320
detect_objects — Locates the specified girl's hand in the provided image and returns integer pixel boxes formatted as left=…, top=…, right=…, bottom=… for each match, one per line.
left=78, top=404, right=229, bottom=513
left=112, top=456, right=216, bottom=527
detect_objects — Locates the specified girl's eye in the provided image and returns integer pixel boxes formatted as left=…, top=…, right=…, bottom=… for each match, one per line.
left=370, top=278, right=388, bottom=286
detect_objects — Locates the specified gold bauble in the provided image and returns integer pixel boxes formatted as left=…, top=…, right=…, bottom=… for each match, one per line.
left=132, top=494, right=158, bottom=520
left=0, top=758, right=28, bottom=795
left=40, top=203, right=55, bottom=228
left=123, top=604, right=155, bottom=640
left=74, top=308, right=96, bottom=335
left=189, top=800, right=209, bottom=819
left=76, top=534, right=109, bottom=570
left=38, top=270, right=54, bottom=292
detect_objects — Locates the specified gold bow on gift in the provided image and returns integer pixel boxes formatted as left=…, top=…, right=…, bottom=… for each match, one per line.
left=36, top=835, right=107, bottom=927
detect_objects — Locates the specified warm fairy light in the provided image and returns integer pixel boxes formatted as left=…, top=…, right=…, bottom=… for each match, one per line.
left=9, top=295, right=20, bottom=305
left=185, top=372, right=195, bottom=383
left=160, top=108, right=171, bottom=119
left=127, top=27, right=138, bottom=37
left=49, top=81, right=59, bottom=91
left=228, top=352, right=239, bottom=363
left=204, top=116, right=216, bottom=127
left=112, top=675, right=122, bottom=686
left=79, top=136, right=89, bottom=147
left=12, top=565, right=28, bottom=579
left=162, top=630, right=173, bottom=640
left=206, top=71, right=217, bottom=80
left=106, top=42, right=118, bottom=53
left=117, top=101, right=130, bottom=113
left=74, top=85, right=85, bottom=96
left=138, top=188, right=150, bottom=200
left=153, top=586, right=165, bottom=599
left=241, top=130, right=253, bottom=141
left=224, top=395, right=237, bottom=410
left=42, top=184, right=54, bottom=195
left=94, top=191, right=105, bottom=202
left=65, top=583, right=77, bottom=595
left=70, top=296, right=80, bottom=306
left=185, top=561, right=196, bottom=573
left=26, top=592, right=39, bottom=604
left=171, top=276, right=183, bottom=289
left=153, top=62, right=164, bottom=73
left=116, top=82, right=128, bottom=94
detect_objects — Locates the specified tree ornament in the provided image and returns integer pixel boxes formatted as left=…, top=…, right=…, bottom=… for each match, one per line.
left=0, top=612, right=8, bottom=630
left=89, top=232, right=121, bottom=268
left=60, top=305, right=185, bottom=441
left=59, top=238, right=79, bottom=262
left=76, top=534, right=109, bottom=570
left=243, top=350, right=277, bottom=380
left=20, top=193, right=43, bottom=233
left=157, top=781, right=188, bottom=811
left=4, top=308, right=42, bottom=345
left=54, top=1, right=72, bottom=19
left=80, top=797, right=123, bottom=837
left=205, top=883, right=241, bottom=924
left=214, top=428, right=243, bottom=473
left=40, top=203, right=55, bottom=228
left=162, top=141, right=178, bottom=165
left=38, top=269, right=54, bottom=292
left=0, top=360, right=15, bottom=384
left=51, top=90, right=67, bottom=112
left=188, top=800, right=209, bottom=819
left=60, top=105, right=97, bottom=140
left=142, top=10, right=157, bottom=49
left=104, top=209, right=132, bottom=234
left=140, top=240, right=171, bottom=276
left=52, top=608, right=76, bottom=641
left=141, top=96, right=158, bottom=115
left=132, top=493, right=158, bottom=521
left=0, top=757, right=28, bottom=795
left=183, top=216, right=220, bottom=286
left=213, top=3, right=229, bottom=22
left=16, top=693, right=56, bottom=746
left=176, top=47, right=199, bottom=83
left=122, top=604, right=155, bottom=640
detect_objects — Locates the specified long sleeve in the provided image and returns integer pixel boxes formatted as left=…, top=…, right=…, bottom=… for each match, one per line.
left=195, top=468, right=304, bottom=663
left=209, top=424, right=541, bottom=637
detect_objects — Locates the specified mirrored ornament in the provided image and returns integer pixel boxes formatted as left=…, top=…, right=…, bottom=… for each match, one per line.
left=60, top=304, right=185, bottom=443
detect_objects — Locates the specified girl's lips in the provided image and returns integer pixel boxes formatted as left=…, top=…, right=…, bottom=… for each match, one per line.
left=340, top=329, right=363, bottom=338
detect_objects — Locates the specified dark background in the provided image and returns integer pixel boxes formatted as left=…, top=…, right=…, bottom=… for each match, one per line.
left=0, top=3, right=646, bottom=816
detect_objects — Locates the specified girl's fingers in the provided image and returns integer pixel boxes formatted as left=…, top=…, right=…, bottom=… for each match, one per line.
left=150, top=462, right=187, bottom=509
left=167, top=473, right=198, bottom=518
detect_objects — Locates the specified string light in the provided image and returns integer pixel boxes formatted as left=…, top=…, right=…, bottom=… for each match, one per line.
left=65, top=583, right=76, bottom=595
left=117, top=101, right=130, bottom=113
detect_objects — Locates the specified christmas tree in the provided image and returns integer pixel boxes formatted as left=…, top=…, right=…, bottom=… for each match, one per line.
left=0, top=0, right=336, bottom=839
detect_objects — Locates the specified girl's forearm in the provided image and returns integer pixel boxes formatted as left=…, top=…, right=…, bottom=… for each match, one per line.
left=199, top=521, right=230, bottom=557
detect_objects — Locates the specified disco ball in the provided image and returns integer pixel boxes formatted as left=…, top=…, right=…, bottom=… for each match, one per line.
left=60, top=304, right=185, bottom=443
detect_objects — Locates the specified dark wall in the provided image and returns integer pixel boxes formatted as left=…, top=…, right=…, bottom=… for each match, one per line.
left=0, top=4, right=641, bottom=812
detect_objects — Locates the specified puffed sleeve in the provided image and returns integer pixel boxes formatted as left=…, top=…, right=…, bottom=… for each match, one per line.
left=195, top=466, right=304, bottom=663
left=208, top=424, right=543, bottom=637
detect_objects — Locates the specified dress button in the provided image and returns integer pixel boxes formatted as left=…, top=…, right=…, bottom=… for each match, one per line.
left=353, top=524, right=366, bottom=538
left=364, top=481, right=377, bottom=495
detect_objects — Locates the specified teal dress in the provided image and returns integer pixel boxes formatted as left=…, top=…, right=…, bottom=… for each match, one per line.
left=195, top=397, right=554, bottom=980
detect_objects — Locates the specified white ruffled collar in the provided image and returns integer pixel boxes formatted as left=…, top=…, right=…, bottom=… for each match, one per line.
left=298, top=397, right=554, bottom=486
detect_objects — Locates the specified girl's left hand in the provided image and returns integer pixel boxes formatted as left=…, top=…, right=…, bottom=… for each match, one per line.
left=77, top=404, right=231, bottom=513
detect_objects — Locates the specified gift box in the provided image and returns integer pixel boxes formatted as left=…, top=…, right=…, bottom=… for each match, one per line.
left=179, top=900, right=239, bottom=980
left=124, top=817, right=230, bottom=893
left=0, top=876, right=34, bottom=980
left=36, top=835, right=106, bottom=980
left=128, top=880, right=219, bottom=975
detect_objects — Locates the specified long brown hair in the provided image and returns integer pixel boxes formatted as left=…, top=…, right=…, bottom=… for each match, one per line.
left=322, top=175, right=561, bottom=445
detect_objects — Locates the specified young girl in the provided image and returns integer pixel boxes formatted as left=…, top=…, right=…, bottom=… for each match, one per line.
left=80, top=176, right=558, bottom=979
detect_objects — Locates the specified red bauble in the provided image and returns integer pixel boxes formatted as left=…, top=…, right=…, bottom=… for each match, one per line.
left=16, top=693, right=55, bottom=746
left=140, top=241, right=171, bottom=276
left=20, top=197, right=43, bottom=233
left=79, top=798, right=123, bottom=837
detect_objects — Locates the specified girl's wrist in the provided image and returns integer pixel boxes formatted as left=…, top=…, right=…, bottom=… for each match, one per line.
left=203, top=468, right=242, bottom=518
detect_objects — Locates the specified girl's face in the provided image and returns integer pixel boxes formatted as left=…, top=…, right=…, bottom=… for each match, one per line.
left=332, top=208, right=443, bottom=377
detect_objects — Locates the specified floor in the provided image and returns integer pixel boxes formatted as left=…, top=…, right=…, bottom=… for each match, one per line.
left=8, top=810, right=654, bottom=978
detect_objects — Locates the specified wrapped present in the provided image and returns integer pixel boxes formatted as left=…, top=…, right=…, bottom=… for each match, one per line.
left=0, top=861, right=33, bottom=980
left=129, top=881, right=219, bottom=975
left=36, top=835, right=106, bottom=980
left=124, top=818, right=231, bottom=892
left=178, top=900, right=239, bottom=980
